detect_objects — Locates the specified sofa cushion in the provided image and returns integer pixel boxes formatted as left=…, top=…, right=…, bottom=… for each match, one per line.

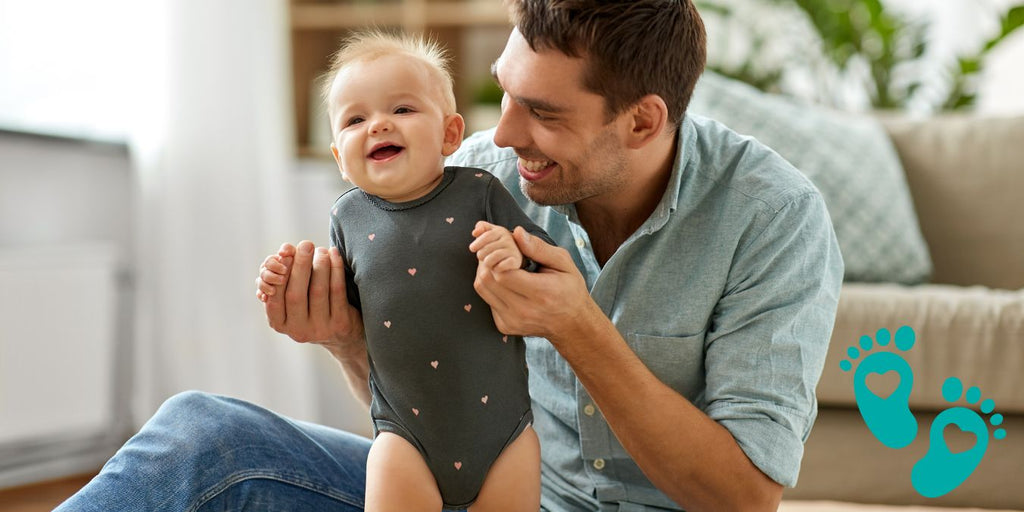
left=689, top=72, right=932, bottom=284
left=817, top=283, right=1024, bottom=413
left=881, top=114, right=1024, bottom=290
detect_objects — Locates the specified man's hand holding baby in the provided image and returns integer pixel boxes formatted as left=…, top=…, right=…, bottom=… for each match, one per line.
left=257, top=240, right=365, bottom=350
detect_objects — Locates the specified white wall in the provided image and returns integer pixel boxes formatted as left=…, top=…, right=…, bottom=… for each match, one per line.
left=0, top=133, right=134, bottom=486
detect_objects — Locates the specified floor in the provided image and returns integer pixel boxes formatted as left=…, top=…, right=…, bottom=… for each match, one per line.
left=778, top=501, right=1023, bottom=512
left=2, top=476, right=1020, bottom=511
left=0, top=473, right=96, bottom=512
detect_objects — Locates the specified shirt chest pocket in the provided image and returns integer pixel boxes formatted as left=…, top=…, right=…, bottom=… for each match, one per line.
left=625, top=333, right=706, bottom=403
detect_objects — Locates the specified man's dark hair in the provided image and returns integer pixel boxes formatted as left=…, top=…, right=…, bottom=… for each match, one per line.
left=507, top=0, right=706, bottom=127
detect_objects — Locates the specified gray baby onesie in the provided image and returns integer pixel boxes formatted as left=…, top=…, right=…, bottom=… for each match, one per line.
left=329, top=166, right=554, bottom=509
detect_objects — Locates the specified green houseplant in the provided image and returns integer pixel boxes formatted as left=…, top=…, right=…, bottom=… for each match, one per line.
left=697, top=0, right=1024, bottom=112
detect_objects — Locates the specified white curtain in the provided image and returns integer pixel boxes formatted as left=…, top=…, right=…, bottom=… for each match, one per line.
left=129, top=0, right=319, bottom=426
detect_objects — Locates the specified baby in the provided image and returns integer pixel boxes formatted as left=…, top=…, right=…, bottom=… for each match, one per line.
left=259, top=31, right=550, bottom=511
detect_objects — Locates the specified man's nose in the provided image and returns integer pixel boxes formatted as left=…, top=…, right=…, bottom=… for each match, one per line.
left=492, top=94, right=527, bottom=149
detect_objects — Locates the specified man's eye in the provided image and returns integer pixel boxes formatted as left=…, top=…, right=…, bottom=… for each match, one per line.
left=529, top=109, right=550, bottom=121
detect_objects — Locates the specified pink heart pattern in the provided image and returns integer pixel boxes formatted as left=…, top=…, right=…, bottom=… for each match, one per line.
left=367, top=233, right=375, bottom=241
left=445, top=217, right=454, bottom=224
left=383, top=321, right=391, bottom=328
left=430, top=360, right=439, bottom=369
left=464, top=304, right=472, bottom=312
left=454, top=461, right=463, bottom=470
left=412, top=408, right=419, bottom=416
left=408, top=268, right=417, bottom=276
left=481, top=395, right=488, bottom=404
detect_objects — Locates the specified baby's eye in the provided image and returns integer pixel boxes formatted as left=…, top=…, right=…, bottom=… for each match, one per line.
left=345, top=116, right=364, bottom=127
left=394, top=106, right=415, bottom=114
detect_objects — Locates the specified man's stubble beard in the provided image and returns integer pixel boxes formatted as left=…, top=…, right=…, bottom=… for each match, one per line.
left=519, top=128, right=627, bottom=207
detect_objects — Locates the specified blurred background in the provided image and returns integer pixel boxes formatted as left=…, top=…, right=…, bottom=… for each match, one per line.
left=0, top=0, right=1021, bottom=503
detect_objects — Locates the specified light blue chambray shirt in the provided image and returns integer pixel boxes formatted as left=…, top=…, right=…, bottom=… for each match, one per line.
left=447, top=113, right=844, bottom=512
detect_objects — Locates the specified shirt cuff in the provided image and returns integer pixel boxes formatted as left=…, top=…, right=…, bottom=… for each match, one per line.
left=707, top=403, right=808, bottom=487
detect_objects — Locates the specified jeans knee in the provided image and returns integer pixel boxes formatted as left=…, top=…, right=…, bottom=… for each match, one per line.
left=160, top=390, right=219, bottom=415
left=154, top=391, right=269, bottom=448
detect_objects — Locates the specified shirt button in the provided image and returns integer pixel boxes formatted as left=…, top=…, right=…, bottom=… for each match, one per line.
left=575, top=237, right=586, bottom=249
left=593, top=458, right=606, bottom=470
left=583, top=403, right=596, bottom=416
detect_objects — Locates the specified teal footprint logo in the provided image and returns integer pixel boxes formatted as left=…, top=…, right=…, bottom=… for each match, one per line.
left=839, top=326, right=918, bottom=449
left=838, top=326, right=1007, bottom=498
left=911, top=376, right=1007, bottom=498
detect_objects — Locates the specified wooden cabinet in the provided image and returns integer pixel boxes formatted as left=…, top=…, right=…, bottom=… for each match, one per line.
left=289, top=0, right=511, bottom=157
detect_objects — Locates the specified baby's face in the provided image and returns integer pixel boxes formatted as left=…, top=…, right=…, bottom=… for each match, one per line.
left=328, top=54, right=461, bottom=202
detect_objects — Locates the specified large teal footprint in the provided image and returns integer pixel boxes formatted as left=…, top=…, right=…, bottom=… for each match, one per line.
left=839, top=326, right=918, bottom=449
left=911, top=377, right=1007, bottom=498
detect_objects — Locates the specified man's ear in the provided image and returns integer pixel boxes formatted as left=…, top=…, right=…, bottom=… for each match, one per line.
left=441, top=113, right=466, bottom=156
left=625, top=94, right=669, bottom=149
left=330, top=143, right=349, bottom=181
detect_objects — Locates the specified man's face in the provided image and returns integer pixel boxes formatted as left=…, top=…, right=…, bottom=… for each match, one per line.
left=491, top=29, right=629, bottom=207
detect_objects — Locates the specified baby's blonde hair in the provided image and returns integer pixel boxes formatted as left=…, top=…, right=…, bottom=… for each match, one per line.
left=320, top=30, right=457, bottom=128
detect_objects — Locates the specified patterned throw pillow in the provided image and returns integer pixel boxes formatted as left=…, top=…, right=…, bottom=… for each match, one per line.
left=688, top=72, right=932, bottom=284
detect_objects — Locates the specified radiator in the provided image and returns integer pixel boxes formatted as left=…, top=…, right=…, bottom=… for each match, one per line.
left=0, top=243, right=129, bottom=488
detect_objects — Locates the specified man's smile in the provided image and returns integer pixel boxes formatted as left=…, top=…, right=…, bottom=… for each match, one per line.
left=517, top=156, right=556, bottom=181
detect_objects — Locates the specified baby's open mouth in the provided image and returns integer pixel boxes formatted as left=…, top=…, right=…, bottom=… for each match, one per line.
left=368, top=144, right=404, bottom=161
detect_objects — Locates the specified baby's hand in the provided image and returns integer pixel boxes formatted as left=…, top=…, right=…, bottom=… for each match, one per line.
left=469, top=221, right=524, bottom=273
left=256, top=244, right=295, bottom=303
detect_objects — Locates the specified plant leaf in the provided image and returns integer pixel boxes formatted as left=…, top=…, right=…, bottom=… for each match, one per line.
left=983, top=5, right=1024, bottom=52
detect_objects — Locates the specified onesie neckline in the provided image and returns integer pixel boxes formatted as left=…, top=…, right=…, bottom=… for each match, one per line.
left=362, top=167, right=456, bottom=212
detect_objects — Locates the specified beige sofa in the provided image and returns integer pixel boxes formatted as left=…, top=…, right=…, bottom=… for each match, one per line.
left=783, top=115, right=1024, bottom=510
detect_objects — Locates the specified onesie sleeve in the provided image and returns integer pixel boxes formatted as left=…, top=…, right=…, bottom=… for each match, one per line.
left=483, top=176, right=555, bottom=247
left=483, top=175, right=556, bottom=272
left=329, top=212, right=362, bottom=311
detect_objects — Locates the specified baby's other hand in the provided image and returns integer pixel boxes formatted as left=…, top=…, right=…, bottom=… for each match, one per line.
left=470, top=221, right=523, bottom=273
left=256, top=243, right=295, bottom=302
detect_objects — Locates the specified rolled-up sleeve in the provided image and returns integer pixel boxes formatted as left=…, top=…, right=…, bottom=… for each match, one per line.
left=703, top=191, right=844, bottom=487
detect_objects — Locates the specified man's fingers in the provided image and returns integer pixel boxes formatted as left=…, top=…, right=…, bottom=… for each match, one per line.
left=309, top=247, right=331, bottom=324
left=285, top=241, right=315, bottom=319
left=328, top=247, right=351, bottom=326
left=513, top=227, right=570, bottom=271
left=474, top=266, right=511, bottom=314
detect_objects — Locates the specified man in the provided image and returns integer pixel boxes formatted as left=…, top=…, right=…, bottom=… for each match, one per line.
left=59, top=1, right=842, bottom=511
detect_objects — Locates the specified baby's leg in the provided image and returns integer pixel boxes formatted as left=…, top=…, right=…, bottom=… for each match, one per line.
left=365, top=432, right=443, bottom=512
left=470, top=425, right=541, bottom=512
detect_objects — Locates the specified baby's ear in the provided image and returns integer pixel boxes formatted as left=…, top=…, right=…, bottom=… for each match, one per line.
left=330, top=143, right=349, bottom=180
left=441, top=113, right=465, bottom=156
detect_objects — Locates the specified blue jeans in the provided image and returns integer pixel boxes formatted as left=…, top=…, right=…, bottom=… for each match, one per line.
left=55, top=391, right=372, bottom=511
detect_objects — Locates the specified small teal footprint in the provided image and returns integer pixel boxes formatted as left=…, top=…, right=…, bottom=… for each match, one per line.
left=911, top=377, right=1007, bottom=498
left=839, top=326, right=918, bottom=449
